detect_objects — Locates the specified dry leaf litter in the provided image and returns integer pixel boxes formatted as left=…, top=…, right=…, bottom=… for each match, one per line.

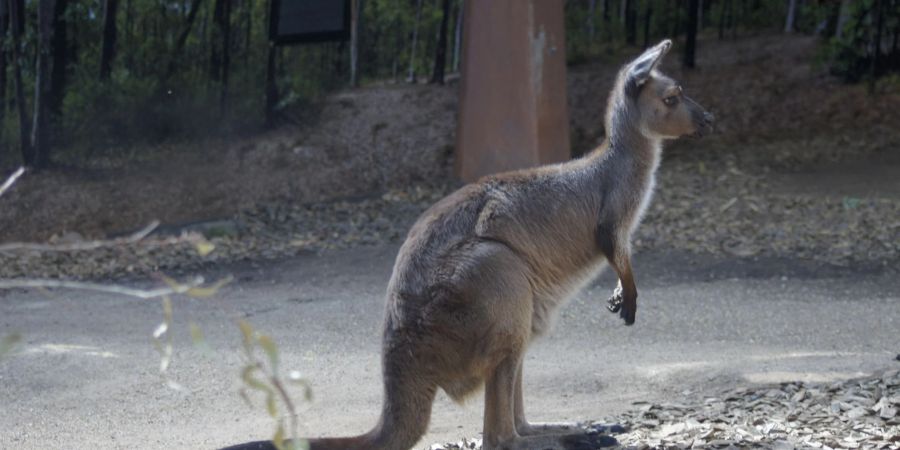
left=431, top=369, right=900, bottom=450
left=1, top=147, right=896, bottom=281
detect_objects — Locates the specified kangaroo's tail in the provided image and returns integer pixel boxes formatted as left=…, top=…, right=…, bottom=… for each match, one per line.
left=220, top=354, right=437, bottom=450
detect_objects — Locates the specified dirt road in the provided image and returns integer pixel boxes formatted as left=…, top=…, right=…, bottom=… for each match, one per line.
left=1, top=247, right=897, bottom=449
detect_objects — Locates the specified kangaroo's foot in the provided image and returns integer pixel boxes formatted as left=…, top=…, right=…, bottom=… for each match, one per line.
left=490, top=432, right=619, bottom=450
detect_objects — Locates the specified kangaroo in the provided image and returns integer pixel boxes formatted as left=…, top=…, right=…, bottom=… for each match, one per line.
left=222, top=39, right=713, bottom=450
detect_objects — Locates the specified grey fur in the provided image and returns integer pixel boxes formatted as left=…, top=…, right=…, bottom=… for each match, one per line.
left=221, top=39, right=714, bottom=450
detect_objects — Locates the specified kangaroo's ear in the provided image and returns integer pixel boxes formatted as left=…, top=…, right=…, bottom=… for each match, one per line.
left=626, top=39, right=672, bottom=88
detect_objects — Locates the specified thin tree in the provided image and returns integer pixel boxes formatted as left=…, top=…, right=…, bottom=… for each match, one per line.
left=32, top=0, right=56, bottom=168
left=220, top=0, right=231, bottom=114
left=265, top=0, right=278, bottom=127
left=785, top=0, right=797, bottom=33
left=243, top=0, right=252, bottom=67
left=870, top=0, right=885, bottom=93
left=209, top=0, right=231, bottom=114
left=407, top=0, right=423, bottom=82
left=452, top=0, right=463, bottom=72
left=8, top=0, right=31, bottom=165
left=164, top=0, right=204, bottom=81
left=350, top=0, right=363, bottom=86
left=701, top=0, right=711, bottom=28
left=697, top=0, right=703, bottom=30
left=625, top=0, right=637, bottom=45
left=718, top=0, right=730, bottom=40
left=99, top=0, right=118, bottom=80
left=684, top=0, right=698, bottom=68
left=587, top=0, right=597, bottom=41
left=642, top=0, right=653, bottom=49
left=835, top=0, right=850, bottom=39
left=0, top=0, right=8, bottom=144
left=49, top=0, right=68, bottom=116
left=431, top=0, right=450, bottom=84
left=210, top=0, right=224, bottom=82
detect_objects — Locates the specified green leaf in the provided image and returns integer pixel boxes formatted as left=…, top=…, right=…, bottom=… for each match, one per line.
left=185, top=275, right=233, bottom=298
left=189, top=322, right=212, bottom=355
left=239, top=389, right=254, bottom=409
left=0, top=333, right=22, bottom=361
left=241, top=365, right=271, bottom=393
left=272, top=422, right=286, bottom=450
left=195, top=239, right=216, bottom=257
left=238, top=319, right=255, bottom=356
left=266, top=392, right=278, bottom=418
left=257, top=334, right=279, bottom=372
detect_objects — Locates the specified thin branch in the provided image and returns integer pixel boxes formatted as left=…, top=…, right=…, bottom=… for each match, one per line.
left=0, top=276, right=205, bottom=299
left=0, top=220, right=162, bottom=253
left=0, top=167, right=26, bottom=199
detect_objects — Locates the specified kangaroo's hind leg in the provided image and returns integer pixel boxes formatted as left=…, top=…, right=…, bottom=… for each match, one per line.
left=513, top=359, right=578, bottom=436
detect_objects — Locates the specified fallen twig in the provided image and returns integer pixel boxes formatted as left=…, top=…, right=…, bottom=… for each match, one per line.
left=0, top=220, right=162, bottom=253
left=0, top=167, right=26, bottom=199
left=0, top=276, right=205, bottom=299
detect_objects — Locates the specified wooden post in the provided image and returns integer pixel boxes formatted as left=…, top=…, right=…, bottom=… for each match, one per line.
left=455, top=0, right=570, bottom=182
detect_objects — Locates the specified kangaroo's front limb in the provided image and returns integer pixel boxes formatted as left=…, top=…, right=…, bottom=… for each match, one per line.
left=605, top=249, right=638, bottom=325
left=597, top=224, right=638, bottom=325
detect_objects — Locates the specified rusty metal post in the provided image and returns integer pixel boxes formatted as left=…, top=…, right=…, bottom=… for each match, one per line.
left=455, top=0, right=570, bottom=182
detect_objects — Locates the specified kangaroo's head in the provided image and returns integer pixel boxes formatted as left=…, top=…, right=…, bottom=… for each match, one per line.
left=609, top=39, right=714, bottom=140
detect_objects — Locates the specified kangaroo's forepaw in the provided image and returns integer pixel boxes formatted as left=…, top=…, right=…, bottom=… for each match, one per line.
left=606, top=292, right=635, bottom=325
left=605, top=290, right=623, bottom=313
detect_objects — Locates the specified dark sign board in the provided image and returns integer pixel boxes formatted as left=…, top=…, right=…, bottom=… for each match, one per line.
left=269, top=0, right=351, bottom=45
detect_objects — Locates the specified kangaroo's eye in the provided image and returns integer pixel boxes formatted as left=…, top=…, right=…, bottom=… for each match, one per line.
left=663, top=96, right=679, bottom=106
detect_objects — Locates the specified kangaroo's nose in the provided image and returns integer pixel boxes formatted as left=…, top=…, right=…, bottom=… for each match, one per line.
left=703, top=112, right=715, bottom=124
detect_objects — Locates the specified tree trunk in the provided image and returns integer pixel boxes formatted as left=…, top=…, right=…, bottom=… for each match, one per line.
left=587, top=0, right=597, bottom=41
left=870, top=0, right=885, bottom=92
left=642, top=0, right=652, bottom=49
left=8, top=0, right=32, bottom=165
left=219, top=0, right=230, bottom=115
left=32, top=0, right=55, bottom=168
left=452, top=0, right=463, bottom=72
left=835, top=0, right=850, bottom=39
left=731, top=0, right=739, bottom=39
left=625, top=0, right=636, bottom=45
left=244, top=0, right=251, bottom=67
left=350, top=0, right=362, bottom=86
left=431, top=0, right=450, bottom=84
left=672, top=0, right=682, bottom=40
left=210, top=0, right=225, bottom=82
left=408, top=0, right=424, bottom=83
left=784, top=0, right=797, bottom=33
left=684, top=0, right=698, bottom=68
left=99, top=0, right=118, bottom=80
left=718, top=0, right=728, bottom=40
left=697, top=0, right=703, bottom=30
left=49, top=0, right=67, bottom=117
left=265, top=0, right=278, bottom=127
left=164, top=0, right=204, bottom=81
left=0, top=0, right=9, bottom=139
left=701, top=0, right=712, bottom=28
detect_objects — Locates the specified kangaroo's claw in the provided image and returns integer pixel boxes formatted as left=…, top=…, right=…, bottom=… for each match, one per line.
left=607, top=290, right=635, bottom=325
left=606, top=292, right=623, bottom=313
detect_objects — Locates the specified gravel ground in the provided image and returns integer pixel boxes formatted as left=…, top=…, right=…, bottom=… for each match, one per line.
left=434, top=369, right=900, bottom=450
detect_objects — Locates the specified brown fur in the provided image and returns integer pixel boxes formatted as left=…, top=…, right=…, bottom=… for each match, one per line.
left=221, top=40, right=713, bottom=450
